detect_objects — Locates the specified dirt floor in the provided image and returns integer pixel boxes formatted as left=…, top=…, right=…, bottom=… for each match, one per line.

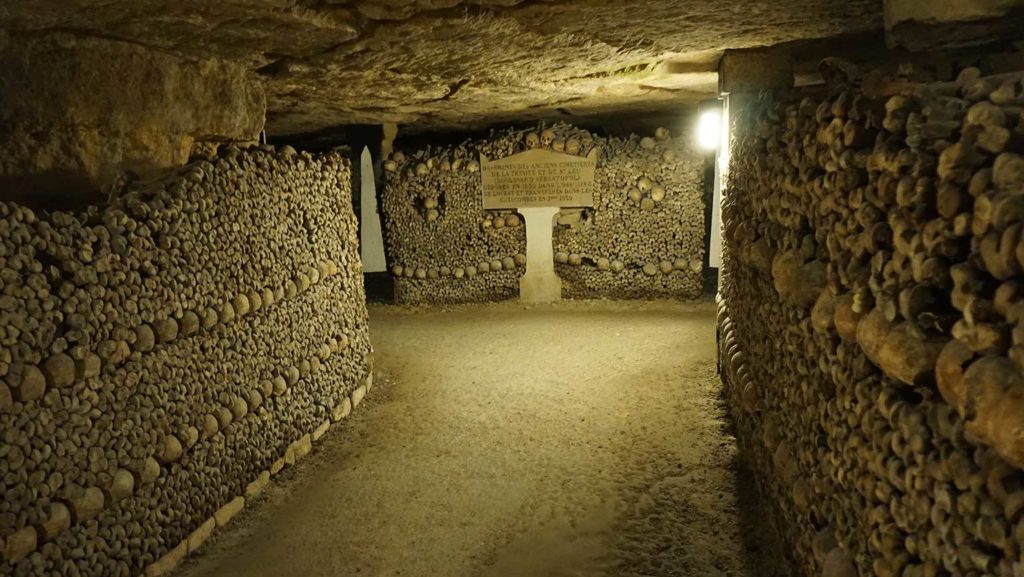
left=175, top=300, right=781, bottom=577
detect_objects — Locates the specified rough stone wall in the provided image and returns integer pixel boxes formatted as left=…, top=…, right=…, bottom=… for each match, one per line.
left=0, top=33, right=265, bottom=206
left=381, top=122, right=705, bottom=304
left=0, top=146, right=372, bottom=577
left=719, top=70, right=1024, bottom=577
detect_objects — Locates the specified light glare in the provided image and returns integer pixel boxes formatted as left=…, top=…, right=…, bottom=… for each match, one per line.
left=698, top=110, right=721, bottom=150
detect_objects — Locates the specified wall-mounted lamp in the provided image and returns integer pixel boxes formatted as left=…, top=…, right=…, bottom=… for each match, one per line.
left=697, top=110, right=722, bottom=150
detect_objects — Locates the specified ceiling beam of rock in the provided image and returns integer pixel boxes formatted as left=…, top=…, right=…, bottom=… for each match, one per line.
left=1, top=0, right=884, bottom=135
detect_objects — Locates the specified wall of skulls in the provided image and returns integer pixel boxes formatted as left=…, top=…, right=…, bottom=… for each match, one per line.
left=381, top=122, right=706, bottom=304
left=719, top=69, right=1024, bottom=577
left=0, top=145, right=373, bottom=577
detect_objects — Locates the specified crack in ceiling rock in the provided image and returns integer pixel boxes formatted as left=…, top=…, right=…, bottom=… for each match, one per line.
left=1, top=0, right=884, bottom=133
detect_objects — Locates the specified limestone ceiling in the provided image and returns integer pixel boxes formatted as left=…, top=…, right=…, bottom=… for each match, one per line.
left=1, top=0, right=884, bottom=134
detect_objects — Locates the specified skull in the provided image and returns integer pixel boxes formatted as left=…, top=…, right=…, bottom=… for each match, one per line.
left=655, top=127, right=671, bottom=141
left=640, top=137, right=657, bottom=150
left=637, top=176, right=653, bottom=192
left=565, top=138, right=581, bottom=155
left=451, top=158, right=463, bottom=171
left=414, top=162, right=429, bottom=176
left=439, top=158, right=451, bottom=172
left=540, top=129, right=556, bottom=148
left=662, top=149, right=677, bottom=163
left=466, top=160, right=480, bottom=173
left=392, top=151, right=406, bottom=163
left=552, top=138, right=566, bottom=153
left=383, top=160, right=398, bottom=172
left=525, top=132, right=540, bottom=148
left=651, top=185, right=666, bottom=202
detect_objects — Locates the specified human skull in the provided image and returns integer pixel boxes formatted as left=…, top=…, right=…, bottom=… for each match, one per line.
left=383, top=159, right=398, bottom=172
left=552, top=138, right=566, bottom=152
left=655, top=127, right=671, bottom=141
left=451, top=158, right=463, bottom=171
left=392, top=151, right=406, bottom=163
left=662, top=149, right=677, bottom=163
left=540, top=129, right=556, bottom=148
left=525, top=132, right=540, bottom=148
left=414, top=163, right=429, bottom=176
left=627, top=188, right=643, bottom=203
left=565, top=138, right=581, bottom=155
left=439, top=158, right=451, bottom=172
left=651, top=185, right=666, bottom=202
left=637, top=176, right=652, bottom=192
left=640, top=137, right=657, bottom=150
left=466, top=160, right=480, bottom=173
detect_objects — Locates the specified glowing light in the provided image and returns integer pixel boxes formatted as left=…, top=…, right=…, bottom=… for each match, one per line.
left=698, top=110, right=722, bottom=150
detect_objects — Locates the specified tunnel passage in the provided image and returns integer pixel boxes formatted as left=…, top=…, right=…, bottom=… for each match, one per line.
left=3, top=1, right=1024, bottom=577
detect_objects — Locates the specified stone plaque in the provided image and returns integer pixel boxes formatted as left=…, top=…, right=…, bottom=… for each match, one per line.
left=480, top=148, right=597, bottom=209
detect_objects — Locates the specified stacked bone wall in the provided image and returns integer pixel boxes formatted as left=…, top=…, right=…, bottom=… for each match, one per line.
left=0, top=145, right=373, bottom=577
left=381, top=122, right=705, bottom=304
left=719, top=70, right=1024, bottom=577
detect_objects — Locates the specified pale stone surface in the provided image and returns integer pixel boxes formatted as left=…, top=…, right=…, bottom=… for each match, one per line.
left=145, top=541, right=187, bottom=577
left=332, top=397, right=353, bottom=421
left=518, top=207, right=562, bottom=303
left=351, top=384, right=368, bottom=408
left=293, top=434, right=313, bottom=461
left=360, top=147, right=388, bottom=273
left=245, top=472, right=271, bottom=498
left=312, top=420, right=331, bottom=442
left=214, top=497, right=246, bottom=527
left=187, top=518, right=217, bottom=553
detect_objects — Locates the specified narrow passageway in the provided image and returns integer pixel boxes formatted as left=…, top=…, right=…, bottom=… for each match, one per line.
left=175, top=301, right=770, bottom=577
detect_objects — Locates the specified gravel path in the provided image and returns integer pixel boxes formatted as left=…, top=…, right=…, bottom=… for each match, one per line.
left=175, top=300, right=775, bottom=577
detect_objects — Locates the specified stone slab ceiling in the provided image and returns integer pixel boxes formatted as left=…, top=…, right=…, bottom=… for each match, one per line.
left=1, top=0, right=883, bottom=134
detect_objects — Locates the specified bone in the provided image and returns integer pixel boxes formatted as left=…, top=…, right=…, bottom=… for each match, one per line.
left=719, top=68, right=1024, bottom=577
left=381, top=122, right=706, bottom=303
left=0, top=145, right=373, bottom=576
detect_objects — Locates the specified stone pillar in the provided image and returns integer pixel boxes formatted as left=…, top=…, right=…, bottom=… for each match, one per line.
left=359, top=147, right=387, bottom=273
left=518, top=207, right=562, bottom=303
left=0, top=32, right=266, bottom=207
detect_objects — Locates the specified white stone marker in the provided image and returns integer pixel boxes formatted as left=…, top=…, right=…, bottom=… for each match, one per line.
left=360, top=146, right=387, bottom=273
left=481, top=148, right=597, bottom=303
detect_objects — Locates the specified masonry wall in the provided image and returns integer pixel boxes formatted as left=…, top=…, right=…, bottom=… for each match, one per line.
left=719, top=71, right=1024, bottom=577
left=0, top=146, right=373, bottom=577
left=380, top=122, right=706, bottom=304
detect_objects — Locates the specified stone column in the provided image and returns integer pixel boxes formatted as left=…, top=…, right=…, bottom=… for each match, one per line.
left=518, top=207, right=562, bottom=303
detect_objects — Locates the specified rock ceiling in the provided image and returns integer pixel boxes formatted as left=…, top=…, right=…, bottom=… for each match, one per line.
left=1, top=0, right=884, bottom=134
